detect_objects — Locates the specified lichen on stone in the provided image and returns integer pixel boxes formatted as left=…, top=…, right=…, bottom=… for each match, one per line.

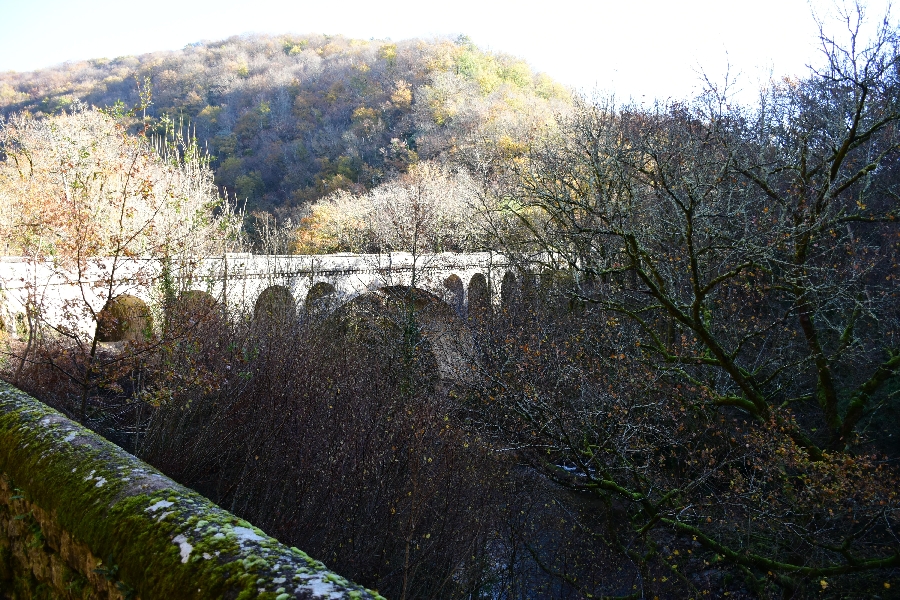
left=0, top=381, right=386, bottom=599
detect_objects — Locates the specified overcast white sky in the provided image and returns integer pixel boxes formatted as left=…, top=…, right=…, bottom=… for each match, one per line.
left=0, top=0, right=894, bottom=103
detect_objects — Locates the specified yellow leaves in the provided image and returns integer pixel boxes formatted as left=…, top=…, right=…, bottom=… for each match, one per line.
left=283, top=38, right=308, bottom=56
left=496, top=135, right=528, bottom=159
left=498, top=60, right=532, bottom=89
left=377, top=43, right=398, bottom=64
left=426, top=92, right=458, bottom=126
left=352, top=106, right=378, bottom=122
left=455, top=49, right=502, bottom=95
left=390, top=80, right=412, bottom=109
left=0, top=83, right=29, bottom=105
left=325, top=81, right=344, bottom=104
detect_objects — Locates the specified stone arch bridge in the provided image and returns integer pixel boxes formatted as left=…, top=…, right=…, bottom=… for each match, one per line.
left=0, top=252, right=521, bottom=342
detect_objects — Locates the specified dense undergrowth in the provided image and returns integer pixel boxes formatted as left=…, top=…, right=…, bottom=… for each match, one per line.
left=4, top=283, right=659, bottom=599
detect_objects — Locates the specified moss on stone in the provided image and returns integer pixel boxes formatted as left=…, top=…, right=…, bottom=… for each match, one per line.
left=0, top=381, right=386, bottom=600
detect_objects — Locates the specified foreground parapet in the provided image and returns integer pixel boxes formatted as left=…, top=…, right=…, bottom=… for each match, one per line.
left=0, top=381, right=384, bottom=600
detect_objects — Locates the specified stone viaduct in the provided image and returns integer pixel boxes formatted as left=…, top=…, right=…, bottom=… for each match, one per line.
left=0, top=252, right=520, bottom=343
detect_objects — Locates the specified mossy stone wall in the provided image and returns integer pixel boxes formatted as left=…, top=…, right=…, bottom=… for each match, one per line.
left=0, top=381, right=384, bottom=600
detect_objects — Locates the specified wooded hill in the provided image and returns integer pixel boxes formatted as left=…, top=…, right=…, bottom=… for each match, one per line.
left=0, top=35, right=570, bottom=216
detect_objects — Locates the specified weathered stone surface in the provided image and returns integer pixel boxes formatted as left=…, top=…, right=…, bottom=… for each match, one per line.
left=1, top=480, right=106, bottom=598
left=0, top=381, right=385, bottom=600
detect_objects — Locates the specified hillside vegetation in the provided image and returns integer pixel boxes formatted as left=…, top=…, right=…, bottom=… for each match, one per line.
left=0, top=34, right=570, bottom=218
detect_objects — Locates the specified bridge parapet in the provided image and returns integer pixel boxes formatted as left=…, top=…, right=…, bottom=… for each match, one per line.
left=0, top=381, right=383, bottom=599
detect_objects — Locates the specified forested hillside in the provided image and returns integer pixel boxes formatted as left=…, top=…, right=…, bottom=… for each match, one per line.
left=0, top=34, right=569, bottom=216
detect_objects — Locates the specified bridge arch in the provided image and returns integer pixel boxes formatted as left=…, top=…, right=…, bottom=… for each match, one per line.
left=253, top=285, right=296, bottom=326
left=539, top=270, right=577, bottom=312
left=305, top=281, right=337, bottom=317
left=169, top=290, right=219, bottom=332
left=467, top=273, right=491, bottom=323
left=324, top=286, right=474, bottom=383
left=96, top=294, right=153, bottom=343
left=13, top=313, right=28, bottom=340
left=442, top=274, right=464, bottom=316
left=500, top=271, right=519, bottom=314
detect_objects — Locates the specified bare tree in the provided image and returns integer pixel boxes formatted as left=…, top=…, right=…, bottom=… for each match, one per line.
left=0, top=105, right=237, bottom=424
left=296, top=161, right=482, bottom=257
left=480, top=5, right=900, bottom=595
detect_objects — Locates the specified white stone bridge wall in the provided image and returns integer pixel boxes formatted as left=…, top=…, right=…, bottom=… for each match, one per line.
left=0, top=252, right=513, bottom=338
